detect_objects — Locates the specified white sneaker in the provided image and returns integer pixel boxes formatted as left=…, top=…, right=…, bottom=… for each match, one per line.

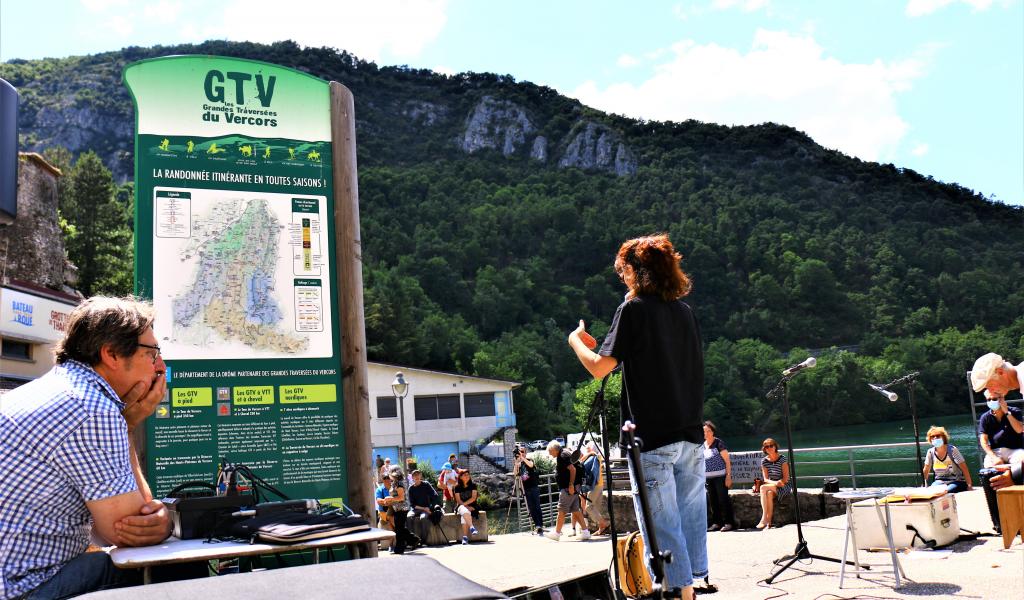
left=580, top=529, right=591, bottom=540
left=544, top=530, right=562, bottom=541
left=461, top=536, right=468, bottom=545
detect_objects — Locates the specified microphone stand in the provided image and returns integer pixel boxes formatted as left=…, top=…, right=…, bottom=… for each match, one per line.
left=878, top=372, right=924, bottom=486
left=575, top=372, right=626, bottom=599
left=764, top=372, right=854, bottom=584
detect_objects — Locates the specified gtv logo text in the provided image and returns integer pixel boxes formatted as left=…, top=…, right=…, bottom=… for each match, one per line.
left=203, top=70, right=276, bottom=106
left=201, top=70, right=279, bottom=127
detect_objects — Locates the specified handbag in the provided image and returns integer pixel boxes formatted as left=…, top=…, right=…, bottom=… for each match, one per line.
left=616, top=531, right=654, bottom=598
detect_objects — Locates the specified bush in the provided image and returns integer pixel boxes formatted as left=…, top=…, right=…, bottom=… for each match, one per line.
left=528, top=451, right=554, bottom=474
left=410, top=455, right=437, bottom=485
left=476, top=489, right=497, bottom=511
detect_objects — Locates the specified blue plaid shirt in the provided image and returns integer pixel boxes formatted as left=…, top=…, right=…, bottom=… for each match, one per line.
left=0, top=360, right=138, bottom=599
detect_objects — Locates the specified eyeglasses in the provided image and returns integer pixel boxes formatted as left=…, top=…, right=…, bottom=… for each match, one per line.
left=137, top=342, right=162, bottom=364
left=762, top=445, right=776, bottom=449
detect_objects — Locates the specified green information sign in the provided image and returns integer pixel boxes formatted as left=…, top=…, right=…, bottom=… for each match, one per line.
left=124, top=56, right=346, bottom=505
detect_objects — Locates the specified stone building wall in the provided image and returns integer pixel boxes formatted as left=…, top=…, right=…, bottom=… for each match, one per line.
left=0, top=154, right=70, bottom=290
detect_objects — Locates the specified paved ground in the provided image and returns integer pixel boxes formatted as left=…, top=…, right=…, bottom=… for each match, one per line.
left=383, top=489, right=1023, bottom=599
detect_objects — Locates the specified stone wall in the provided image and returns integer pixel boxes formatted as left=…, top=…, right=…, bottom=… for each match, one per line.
left=474, top=472, right=517, bottom=506
left=466, top=454, right=504, bottom=476
left=0, top=155, right=71, bottom=290
left=502, top=427, right=518, bottom=466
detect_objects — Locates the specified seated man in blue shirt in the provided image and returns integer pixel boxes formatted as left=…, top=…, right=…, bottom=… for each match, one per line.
left=375, top=472, right=393, bottom=528
left=971, top=353, right=1024, bottom=467
left=0, top=297, right=171, bottom=599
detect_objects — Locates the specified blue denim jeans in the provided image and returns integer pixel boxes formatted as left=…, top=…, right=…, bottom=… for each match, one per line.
left=25, top=552, right=140, bottom=599
left=930, top=479, right=968, bottom=494
left=629, top=440, right=709, bottom=589
left=524, top=485, right=544, bottom=528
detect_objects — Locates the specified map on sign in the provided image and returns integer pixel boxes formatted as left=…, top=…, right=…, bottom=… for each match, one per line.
left=152, top=187, right=333, bottom=359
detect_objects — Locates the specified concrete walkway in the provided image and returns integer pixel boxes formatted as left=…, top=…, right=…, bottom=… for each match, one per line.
left=383, top=489, right=1023, bottom=598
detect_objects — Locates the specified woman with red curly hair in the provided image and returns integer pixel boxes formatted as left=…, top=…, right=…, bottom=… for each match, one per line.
left=568, top=233, right=707, bottom=599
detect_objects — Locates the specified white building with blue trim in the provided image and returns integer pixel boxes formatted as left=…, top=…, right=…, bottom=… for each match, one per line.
left=368, top=362, right=519, bottom=471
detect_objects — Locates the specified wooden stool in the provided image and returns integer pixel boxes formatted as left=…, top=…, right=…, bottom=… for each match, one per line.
left=996, top=485, right=1024, bottom=549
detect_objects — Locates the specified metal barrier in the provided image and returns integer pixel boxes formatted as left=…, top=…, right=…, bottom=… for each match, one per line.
left=513, top=473, right=559, bottom=532
left=510, top=441, right=936, bottom=532
left=786, top=441, right=923, bottom=488
left=513, top=460, right=631, bottom=532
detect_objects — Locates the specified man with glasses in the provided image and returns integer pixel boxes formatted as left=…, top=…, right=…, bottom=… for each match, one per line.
left=970, top=353, right=1024, bottom=468
left=0, top=296, right=172, bottom=599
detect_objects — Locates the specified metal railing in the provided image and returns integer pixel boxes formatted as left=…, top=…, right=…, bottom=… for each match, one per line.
left=785, top=441, right=923, bottom=488
left=512, top=460, right=632, bottom=532
left=509, top=441, right=940, bottom=532
left=513, top=473, right=560, bottom=532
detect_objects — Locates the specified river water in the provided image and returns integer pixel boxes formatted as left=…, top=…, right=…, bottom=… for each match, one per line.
left=726, top=413, right=984, bottom=488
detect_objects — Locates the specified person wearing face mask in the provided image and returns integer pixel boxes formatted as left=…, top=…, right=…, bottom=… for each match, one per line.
left=970, top=353, right=1024, bottom=468
left=921, top=426, right=973, bottom=493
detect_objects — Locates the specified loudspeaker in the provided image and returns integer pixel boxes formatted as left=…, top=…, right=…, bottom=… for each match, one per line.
left=0, top=77, right=18, bottom=225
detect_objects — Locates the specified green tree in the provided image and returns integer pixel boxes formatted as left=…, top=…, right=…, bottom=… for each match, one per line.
left=61, top=152, right=133, bottom=296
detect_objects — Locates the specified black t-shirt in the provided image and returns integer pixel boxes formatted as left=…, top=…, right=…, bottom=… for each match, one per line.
left=979, top=407, right=1024, bottom=450
left=600, top=295, right=704, bottom=450
left=556, top=450, right=578, bottom=489
left=519, top=459, right=539, bottom=489
left=408, top=481, right=438, bottom=509
left=453, top=481, right=478, bottom=505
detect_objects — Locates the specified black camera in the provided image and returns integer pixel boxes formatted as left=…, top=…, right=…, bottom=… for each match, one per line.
left=978, top=467, right=1003, bottom=532
left=979, top=467, right=1002, bottom=484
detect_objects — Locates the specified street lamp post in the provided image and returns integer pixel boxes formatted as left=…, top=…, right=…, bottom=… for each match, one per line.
left=392, top=372, right=409, bottom=466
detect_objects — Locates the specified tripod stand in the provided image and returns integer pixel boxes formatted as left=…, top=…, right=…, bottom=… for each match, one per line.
left=764, top=373, right=854, bottom=584
left=507, top=460, right=526, bottom=522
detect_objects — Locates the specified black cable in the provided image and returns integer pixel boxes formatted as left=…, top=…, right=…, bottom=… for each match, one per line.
left=166, top=480, right=216, bottom=497
left=755, top=579, right=790, bottom=600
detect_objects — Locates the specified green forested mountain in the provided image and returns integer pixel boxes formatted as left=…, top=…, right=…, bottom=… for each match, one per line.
left=4, top=40, right=1023, bottom=439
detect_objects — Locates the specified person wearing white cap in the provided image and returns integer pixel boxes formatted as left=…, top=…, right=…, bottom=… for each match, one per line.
left=970, top=353, right=1024, bottom=467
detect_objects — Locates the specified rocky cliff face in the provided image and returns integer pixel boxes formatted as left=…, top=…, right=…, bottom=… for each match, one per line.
left=558, top=121, right=638, bottom=177
left=459, top=96, right=536, bottom=157
left=530, top=136, right=548, bottom=162
left=456, top=97, right=637, bottom=175
left=403, top=100, right=449, bottom=126
left=6, top=48, right=641, bottom=182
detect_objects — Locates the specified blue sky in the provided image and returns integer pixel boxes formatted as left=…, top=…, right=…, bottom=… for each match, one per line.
left=2, top=0, right=1021, bottom=205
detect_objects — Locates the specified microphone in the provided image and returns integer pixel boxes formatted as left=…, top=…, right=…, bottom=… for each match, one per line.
left=869, top=383, right=899, bottom=402
left=782, top=357, right=816, bottom=376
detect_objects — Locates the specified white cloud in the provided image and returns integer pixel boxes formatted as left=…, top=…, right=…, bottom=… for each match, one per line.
left=905, top=0, right=996, bottom=17
left=617, top=54, right=640, bottom=68
left=911, top=142, right=930, bottom=156
left=571, top=30, right=930, bottom=163
left=177, top=0, right=449, bottom=60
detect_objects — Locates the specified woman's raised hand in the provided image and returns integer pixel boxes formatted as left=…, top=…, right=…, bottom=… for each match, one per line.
left=571, top=319, right=598, bottom=349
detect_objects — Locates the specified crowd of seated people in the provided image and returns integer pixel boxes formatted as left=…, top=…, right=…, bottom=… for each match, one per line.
left=374, top=461, right=481, bottom=550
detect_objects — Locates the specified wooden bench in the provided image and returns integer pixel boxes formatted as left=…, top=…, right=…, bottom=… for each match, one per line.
left=996, top=485, right=1024, bottom=549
